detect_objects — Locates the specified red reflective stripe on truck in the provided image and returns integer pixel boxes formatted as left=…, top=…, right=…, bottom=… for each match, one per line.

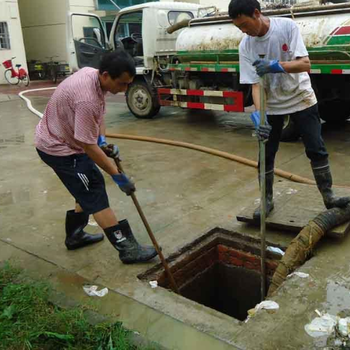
left=158, top=89, right=244, bottom=112
left=158, top=88, right=171, bottom=94
left=223, top=91, right=240, bottom=98
left=187, top=90, right=204, bottom=96
left=187, top=102, right=205, bottom=109
left=331, top=69, right=343, bottom=74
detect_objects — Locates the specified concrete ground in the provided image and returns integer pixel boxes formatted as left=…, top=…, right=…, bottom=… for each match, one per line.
left=1, top=80, right=350, bottom=349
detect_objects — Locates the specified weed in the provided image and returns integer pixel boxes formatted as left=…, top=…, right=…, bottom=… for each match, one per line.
left=0, top=262, right=151, bottom=350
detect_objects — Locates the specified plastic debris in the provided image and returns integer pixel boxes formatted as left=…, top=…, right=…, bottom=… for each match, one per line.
left=267, top=246, right=285, bottom=256
left=246, top=301, right=279, bottom=322
left=83, top=285, right=108, bottom=297
left=255, top=300, right=279, bottom=311
left=305, top=312, right=337, bottom=338
left=287, top=272, right=309, bottom=279
left=304, top=310, right=350, bottom=341
left=286, top=188, right=298, bottom=195
left=149, top=281, right=158, bottom=289
left=337, top=317, right=350, bottom=337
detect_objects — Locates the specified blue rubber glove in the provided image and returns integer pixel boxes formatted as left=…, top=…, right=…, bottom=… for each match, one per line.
left=111, top=173, right=135, bottom=196
left=252, top=59, right=285, bottom=77
left=250, top=111, right=272, bottom=142
left=98, top=135, right=120, bottom=159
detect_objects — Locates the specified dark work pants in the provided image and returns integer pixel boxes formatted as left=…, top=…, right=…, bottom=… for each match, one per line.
left=260, top=104, right=329, bottom=173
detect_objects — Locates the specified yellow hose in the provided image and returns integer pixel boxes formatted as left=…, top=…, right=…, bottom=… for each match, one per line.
left=106, top=133, right=316, bottom=185
left=16, top=88, right=340, bottom=188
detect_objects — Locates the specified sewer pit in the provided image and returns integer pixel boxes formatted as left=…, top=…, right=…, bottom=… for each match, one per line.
left=139, top=228, right=283, bottom=321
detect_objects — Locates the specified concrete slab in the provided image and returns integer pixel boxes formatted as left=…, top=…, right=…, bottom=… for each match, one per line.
left=237, top=180, right=350, bottom=238
left=2, top=86, right=350, bottom=349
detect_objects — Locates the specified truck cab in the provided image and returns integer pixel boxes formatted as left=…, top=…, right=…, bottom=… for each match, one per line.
left=67, top=2, right=202, bottom=118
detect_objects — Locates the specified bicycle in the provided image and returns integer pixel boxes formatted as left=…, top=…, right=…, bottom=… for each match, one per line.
left=27, top=59, right=46, bottom=80
left=44, top=56, right=59, bottom=83
left=2, top=57, right=30, bottom=86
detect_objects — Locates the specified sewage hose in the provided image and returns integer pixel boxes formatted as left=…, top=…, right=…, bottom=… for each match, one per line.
left=267, top=204, right=350, bottom=297
left=18, top=87, right=317, bottom=185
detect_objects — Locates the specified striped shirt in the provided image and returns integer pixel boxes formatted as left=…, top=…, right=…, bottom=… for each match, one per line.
left=35, top=67, right=106, bottom=156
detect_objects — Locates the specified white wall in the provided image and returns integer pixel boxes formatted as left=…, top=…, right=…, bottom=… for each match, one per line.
left=19, top=0, right=69, bottom=63
left=0, top=0, right=27, bottom=85
left=69, top=0, right=95, bottom=13
left=18, top=0, right=96, bottom=65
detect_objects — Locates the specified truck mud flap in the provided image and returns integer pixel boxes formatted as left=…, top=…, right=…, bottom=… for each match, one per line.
left=158, top=88, right=244, bottom=112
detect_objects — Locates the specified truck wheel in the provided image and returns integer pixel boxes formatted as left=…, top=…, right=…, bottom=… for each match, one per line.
left=126, top=81, right=160, bottom=119
left=281, top=115, right=299, bottom=142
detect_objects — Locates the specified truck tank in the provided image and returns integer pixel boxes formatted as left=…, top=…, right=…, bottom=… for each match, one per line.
left=175, top=3, right=350, bottom=63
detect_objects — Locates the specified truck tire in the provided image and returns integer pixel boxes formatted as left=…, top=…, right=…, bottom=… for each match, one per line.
left=126, top=80, right=160, bottom=119
left=281, top=115, right=299, bottom=142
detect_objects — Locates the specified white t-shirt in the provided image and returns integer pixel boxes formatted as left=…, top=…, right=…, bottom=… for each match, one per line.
left=239, top=17, right=317, bottom=115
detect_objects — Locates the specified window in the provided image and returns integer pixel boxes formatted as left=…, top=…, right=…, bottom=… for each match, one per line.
left=114, top=12, right=143, bottom=57
left=0, top=22, right=10, bottom=50
left=168, top=11, right=193, bottom=26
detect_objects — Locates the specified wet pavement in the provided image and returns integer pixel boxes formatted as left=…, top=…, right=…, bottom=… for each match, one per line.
left=2, top=79, right=350, bottom=349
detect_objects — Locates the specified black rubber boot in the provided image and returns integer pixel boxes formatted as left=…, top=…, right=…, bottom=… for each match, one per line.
left=104, top=219, right=158, bottom=264
left=65, top=210, right=104, bottom=250
left=312, top=160, right=350, bottom=209
left=253, top=170, right=275, bottom=221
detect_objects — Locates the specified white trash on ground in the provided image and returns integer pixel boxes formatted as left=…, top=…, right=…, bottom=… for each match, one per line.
left=305, top=313, right=337, bottom=337
left=305, top=310, right=350, bottom=339
left=287, top=272, right=310, bottom=279
left=267, top=246, right=285, bottom=256
left=149, top=281, right=158, bottom=289
left=83, top=285, right=108, bottom=297
left=245, top=301, right=279, bottom=322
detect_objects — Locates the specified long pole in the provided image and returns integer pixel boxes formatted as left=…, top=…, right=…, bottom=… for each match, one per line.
left=259, top=56, right=267, bottom=300
left=114, top=158, right=180, bottom=294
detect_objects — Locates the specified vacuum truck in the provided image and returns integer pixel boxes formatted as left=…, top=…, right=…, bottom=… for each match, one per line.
left=69, top=2, right=350, bottom=140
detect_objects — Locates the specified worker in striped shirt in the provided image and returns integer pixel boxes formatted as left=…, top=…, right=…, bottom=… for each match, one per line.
left=35, top=50, right=158, bottom=264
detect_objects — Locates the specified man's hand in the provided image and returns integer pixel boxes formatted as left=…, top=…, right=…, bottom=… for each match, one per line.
left=98, top=135, right=120, bottom=159
left=250, top=111, right=272, bottom=142
left=253, top=59, right=285, bottom=77
left=111, top=173, right=136, bottom=196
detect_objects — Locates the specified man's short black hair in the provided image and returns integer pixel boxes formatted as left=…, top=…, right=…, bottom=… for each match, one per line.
left=99, top=49, right=136, bottom=79
left=228, top=0, right=261, bottom=19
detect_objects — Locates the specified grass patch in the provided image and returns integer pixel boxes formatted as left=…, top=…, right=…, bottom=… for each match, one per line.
left=0, top=262, right=154, bottom=350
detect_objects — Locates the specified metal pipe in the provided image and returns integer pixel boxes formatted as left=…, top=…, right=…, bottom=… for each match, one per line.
left=114, top=158, right=180, bottom=294
left=259, top=55, right=267, bottom=301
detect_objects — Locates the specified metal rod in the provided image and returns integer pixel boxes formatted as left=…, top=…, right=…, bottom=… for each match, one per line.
left=114, top=158, right=180, bottom=294
left=259, top=55, right=267, bottom=301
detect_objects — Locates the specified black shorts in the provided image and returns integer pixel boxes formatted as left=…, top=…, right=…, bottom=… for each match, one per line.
left=37, top=149, right=110, bottom=215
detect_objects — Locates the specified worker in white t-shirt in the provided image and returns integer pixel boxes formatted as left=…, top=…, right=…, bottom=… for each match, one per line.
left=228, top=0, right=350, bottom=220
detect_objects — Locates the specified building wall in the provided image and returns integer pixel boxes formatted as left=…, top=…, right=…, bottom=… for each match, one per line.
left=69, top=0, right=96, bottom=13
left=19, top=0, right=95, bottom=65
left=0, top=0, right=27, bottom=85
left=19, top=0, right=69, bottom=63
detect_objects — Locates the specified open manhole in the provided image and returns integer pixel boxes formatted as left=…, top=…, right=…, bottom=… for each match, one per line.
left=139, top=228, right=283, bottom=321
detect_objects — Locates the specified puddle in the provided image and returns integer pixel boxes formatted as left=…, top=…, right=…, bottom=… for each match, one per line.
left=139, top=228, right=283, bottom=321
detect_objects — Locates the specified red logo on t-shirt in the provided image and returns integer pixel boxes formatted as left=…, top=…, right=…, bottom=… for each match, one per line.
left=282, top=43, right=288, bottom=52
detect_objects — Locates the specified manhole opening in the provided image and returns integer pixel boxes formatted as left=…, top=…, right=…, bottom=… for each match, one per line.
left=139, top=229, right=283, bottom=321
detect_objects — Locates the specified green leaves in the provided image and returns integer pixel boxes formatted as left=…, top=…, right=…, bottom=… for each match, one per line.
left=1, top=304, right=17, bottom=320
left=0, top=263, right=147, bottom=350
